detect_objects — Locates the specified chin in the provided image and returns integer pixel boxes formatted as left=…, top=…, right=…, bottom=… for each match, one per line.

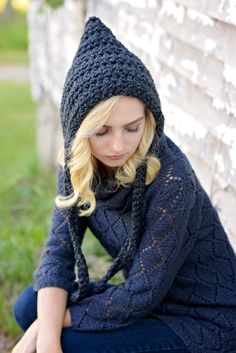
left=101, top=159, right=126, bottom=169
left=105, top=161, right=123, bottom=167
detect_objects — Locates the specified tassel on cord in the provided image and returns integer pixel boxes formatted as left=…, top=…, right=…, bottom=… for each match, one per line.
left=63, top=163, right=90, bottom=303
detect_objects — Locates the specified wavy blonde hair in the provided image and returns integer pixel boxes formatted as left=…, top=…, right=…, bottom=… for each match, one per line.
left=56, top=96, right=161, bottom=216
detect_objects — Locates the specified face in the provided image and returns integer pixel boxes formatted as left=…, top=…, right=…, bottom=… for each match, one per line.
left=88, top=96, right=145, bottom=172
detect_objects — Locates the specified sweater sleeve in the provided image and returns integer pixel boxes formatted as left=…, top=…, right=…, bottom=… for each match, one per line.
left=69, top=176, right=198, bottom=331
left=33, top=164, right=87, bottom=293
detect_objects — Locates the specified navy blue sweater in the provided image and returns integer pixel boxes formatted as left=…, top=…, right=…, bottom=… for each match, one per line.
left=34, top=134, right=236, bottom=353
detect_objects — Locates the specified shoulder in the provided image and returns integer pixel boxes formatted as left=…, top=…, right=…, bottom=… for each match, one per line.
left=147, top=134, right=197, bottom=196
left=143, top=136, right=201, bottom=223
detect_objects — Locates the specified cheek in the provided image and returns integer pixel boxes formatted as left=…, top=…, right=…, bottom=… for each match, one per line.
left=135, top=135, right=143, bottom=148
left=133, top=128, right=144, bottom=146
left=89, top=139, right=96, bottom=154
left=89, top=139, right=104, bottom=156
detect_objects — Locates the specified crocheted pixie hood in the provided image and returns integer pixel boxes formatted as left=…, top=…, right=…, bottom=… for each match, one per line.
left=59, top=16, right=165, bottom=301
left=61, top=16, right=164, bottom=159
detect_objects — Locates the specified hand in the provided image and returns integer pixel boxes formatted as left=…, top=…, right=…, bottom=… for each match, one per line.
left=12, top=319, right=38, bottom=353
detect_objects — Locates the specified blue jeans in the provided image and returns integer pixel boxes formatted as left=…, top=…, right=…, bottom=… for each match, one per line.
left=13, top=283, right=189, bottom=353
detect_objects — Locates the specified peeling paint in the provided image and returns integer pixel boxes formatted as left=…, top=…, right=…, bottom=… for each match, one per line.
left=121, top=0, right=146, bottom=7
left=204, top=38, right=217, bottom=52
left=147, top=0, right=157, bottom=7
left=161, top=99, right=207, bottom=139
left=181, top=59, right=199, bottom=84
left=214, top=153, right=225, bottom=173
left=160, top=73, right=177, bottom=88
left=151, top=27, right=164, bottom=55
left=213, top=173, right=228, bottom=190
left=218, top=0, right=236, bottom=25
left=187, top=9, right=214, bottom=27
left=224, top=64, right=236, bottom=88
left=231, top=108, right=236, bottom=118
left=212, top=98, right=231, bottom=115
left=167, top=54, right=174, bottom=66
left=215, top=124, right=236, bottom=145
left=161, top=0, right=185, bottom=24
left=229, top=142, right=236, bottom=169
left=212, top=98, right=225, bottom=111
left=219, top=0, right=226, bottom=13
left=159, top=73, right=177, bottom=97
left=164, top=39, right=172, bottom=50
left=226, top=0, right=236, bottom=25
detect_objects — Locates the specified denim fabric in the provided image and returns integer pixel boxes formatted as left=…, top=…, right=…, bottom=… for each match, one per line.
left=13, top=284, right=189, bottom=353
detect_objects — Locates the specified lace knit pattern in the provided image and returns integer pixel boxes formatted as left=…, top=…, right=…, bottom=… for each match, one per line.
left=34, top=135, right=236, bottom=353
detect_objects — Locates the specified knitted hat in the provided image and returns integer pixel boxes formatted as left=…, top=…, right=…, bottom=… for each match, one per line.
left=59, top=16, right=164, bottom=302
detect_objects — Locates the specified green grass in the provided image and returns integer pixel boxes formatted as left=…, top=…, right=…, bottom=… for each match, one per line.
left=0, top=12, right=28, bottom=64
left=0, top=81, right=123, bottom=337
left=0, top=48, right=28, bottom=64
left=0, top=81, right=55, bottom=335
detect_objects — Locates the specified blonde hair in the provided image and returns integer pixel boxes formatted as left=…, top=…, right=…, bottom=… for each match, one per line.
left=56, top=96, right=161, bottom=216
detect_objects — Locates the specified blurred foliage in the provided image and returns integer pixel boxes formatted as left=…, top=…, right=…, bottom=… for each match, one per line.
left=0, top=0, right=30, bottom=13
left=0, top=11, right=28, bottom=63
left=0, top=13, right=27, bottom=50
left=45, top=0, right=64, bottom=9
left=0, top=81, right=56, bottom=336
left=11, top=0, right=30, bottom=13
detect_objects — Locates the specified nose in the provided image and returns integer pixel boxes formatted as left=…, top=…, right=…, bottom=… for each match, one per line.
left=109, top=131, right=125, bottom=154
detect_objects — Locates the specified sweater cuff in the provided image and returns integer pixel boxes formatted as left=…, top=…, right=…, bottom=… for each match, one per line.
left=33, top=278, right=73, bottom=294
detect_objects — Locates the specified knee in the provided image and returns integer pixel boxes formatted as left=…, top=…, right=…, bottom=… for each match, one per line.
left=13, top=285, right=37, bottom=332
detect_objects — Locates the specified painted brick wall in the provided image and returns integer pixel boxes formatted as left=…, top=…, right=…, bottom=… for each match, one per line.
left=28, top=0, right=85, bottom=170
left=86, top=0, right=236, bottom=251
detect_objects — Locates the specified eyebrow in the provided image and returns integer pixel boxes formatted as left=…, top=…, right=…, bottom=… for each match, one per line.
left=103, top=116, right=145, bottom=128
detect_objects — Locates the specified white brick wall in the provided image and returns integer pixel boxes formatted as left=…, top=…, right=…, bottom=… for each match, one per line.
left=28, top=0, right=85, bottom=170
left=86, top=0, right=236, bottom=251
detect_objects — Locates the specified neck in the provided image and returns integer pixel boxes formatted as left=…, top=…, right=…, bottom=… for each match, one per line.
left=97, top=161, right=117, bottom=179
left=104, top=166, right=117, bottom=178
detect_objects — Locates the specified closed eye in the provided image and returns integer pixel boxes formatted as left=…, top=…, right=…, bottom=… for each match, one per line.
left=126, top=126, right=140, bottom=133
left=95, top=125, right=140, bottom=137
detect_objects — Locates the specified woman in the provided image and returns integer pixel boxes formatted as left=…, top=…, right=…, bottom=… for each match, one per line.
left=12, top=16, right=236, bottom=353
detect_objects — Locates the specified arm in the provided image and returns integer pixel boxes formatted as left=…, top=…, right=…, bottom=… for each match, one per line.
left=36, top=287, right=69, bottom=352
left=68, top=177, right=198, bottom=331
left=11, top=288, right=71, bottom=353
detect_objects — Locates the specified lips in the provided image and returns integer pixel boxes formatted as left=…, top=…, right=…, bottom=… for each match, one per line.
left=107, top=154, right=125, bottom=160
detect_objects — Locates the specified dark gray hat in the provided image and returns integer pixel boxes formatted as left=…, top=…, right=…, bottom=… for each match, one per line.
left=60, top=16, right=164, bottom=161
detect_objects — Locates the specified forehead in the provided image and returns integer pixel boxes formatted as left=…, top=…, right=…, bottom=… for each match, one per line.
left=104, top=96, right=145, bottom=127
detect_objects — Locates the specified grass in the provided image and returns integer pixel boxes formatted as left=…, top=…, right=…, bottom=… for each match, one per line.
left=0, top=80, right=54, bottom=336
left=0, top=12, right=28, bottom=64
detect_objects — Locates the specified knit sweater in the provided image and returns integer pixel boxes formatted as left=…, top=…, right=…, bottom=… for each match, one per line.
left=34, top=134, right=236, bottom=353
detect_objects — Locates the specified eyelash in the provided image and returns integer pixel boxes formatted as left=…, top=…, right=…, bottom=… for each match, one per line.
left=95, top=126, right=140, bottom=137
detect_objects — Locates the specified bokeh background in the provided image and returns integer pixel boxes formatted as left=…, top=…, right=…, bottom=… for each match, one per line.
left=0, top=0, right=236, bottom=351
